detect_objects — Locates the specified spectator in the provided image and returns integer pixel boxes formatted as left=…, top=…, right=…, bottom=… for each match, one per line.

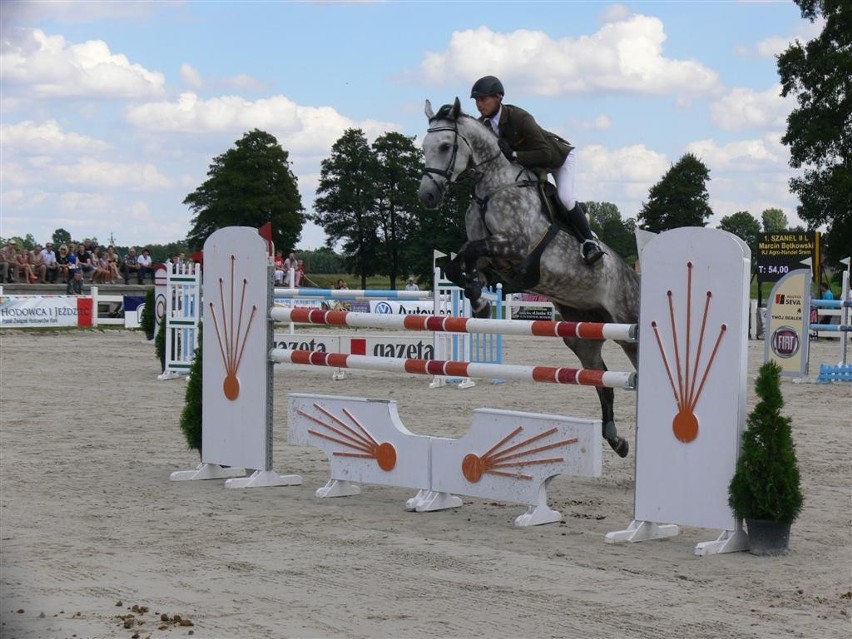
left=106, top=246, right=121, bottom=282
left=122, top=247, right=142, bottom=284
left=66, top=242, right=79, bottom=275
left=274, top=250, right=285, bottom=285
left=66, top=269, right=83, bottom=295
left=405, top=277, right=419, bottom=291
left=41, top=243, right=59, bottom=283
left=137, top=248, right=154, bottom=284
left=0, top=240, right=18, bottom=283
left=333, top=278, right=349, bottom=290
left=295, top=260, right=305, bottom=287
left=30, top=244, right=47, bottom=283
left=56, top=244, right=71, bottom=282
left=95, top=249, right=115, bottom=284
left=76, top=242, right=95, bottom=281
left=16, top=247, right=37, bottom=283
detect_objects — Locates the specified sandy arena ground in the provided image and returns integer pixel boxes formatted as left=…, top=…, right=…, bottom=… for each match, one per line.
left=0, top=328, right=850, bottom=639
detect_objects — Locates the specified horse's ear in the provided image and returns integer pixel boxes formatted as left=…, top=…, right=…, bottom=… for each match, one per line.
left=425, top=99, right=434, bottom=120
left=452, top=97, right=462, bottom=118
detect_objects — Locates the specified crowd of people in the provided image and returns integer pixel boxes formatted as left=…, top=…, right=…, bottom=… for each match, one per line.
left=0, top=238, right=156, bottom=286
left=273, top=250, right=306, bottom=286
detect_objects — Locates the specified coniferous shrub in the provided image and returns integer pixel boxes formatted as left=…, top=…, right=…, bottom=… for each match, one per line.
left=140, top=288, right=155, bottom=339
left=728, top=362, right=804, bottom=523
left=155, top=313, right=166, bottom=372
left=179, top=322, right=203, bottom=453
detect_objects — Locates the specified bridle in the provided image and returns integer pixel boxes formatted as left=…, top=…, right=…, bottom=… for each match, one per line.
left=421, top=119, right=502, bottom=194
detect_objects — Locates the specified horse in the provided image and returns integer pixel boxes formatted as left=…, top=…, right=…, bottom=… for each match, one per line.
left=417, top=98, right=640, bottom=458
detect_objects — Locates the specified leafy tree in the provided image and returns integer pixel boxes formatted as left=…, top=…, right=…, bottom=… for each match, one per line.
left=311, top=129, right=382, bottom=288
left=719, top=210, right=762, bottom=254
left=184, top=129, right=304, bottom=252
left=637, top=153, right=713, bottom=232
left=372, top=132, right=423, bottom=288
left=761, top=208, right=788, bottom=233
left=585, top=201, right=637, bottom=263
left=404, top=174, right=472, bottom=283
left=52, top=228, right=72, bottom=246
left=778, top=0, right=851, bottom=264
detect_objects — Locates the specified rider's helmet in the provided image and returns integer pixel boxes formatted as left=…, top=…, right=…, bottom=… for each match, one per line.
left=470, top=76, right=505, bottom=98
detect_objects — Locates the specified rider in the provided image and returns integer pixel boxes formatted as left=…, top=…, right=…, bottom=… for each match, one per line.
left=470, top=75, right=604, bottom=266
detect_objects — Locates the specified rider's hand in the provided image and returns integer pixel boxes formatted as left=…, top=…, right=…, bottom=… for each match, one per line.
left=498, top=138, right=516, bottom=162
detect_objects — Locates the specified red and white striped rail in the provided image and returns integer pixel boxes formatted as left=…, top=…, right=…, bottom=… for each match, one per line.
left=270, top=349, right=637, bottom=390
left=271, top=308, right=637, bottom=342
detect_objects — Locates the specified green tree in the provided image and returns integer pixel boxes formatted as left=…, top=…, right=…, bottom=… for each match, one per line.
left=585, top=201, right=637, bottom=263
left=404, top=174, right=472, bottom=283
left=778, top=0, right=851, bottom=263
left=52, top=228, right=72, bottom=246
left=311, top=129, right=382, bottom=288
left=372, top=132, right=423, bottom=289
left=719, top=210, right=762, bottom=254
left=761, top=207, right=788, bottom=233
left=184, top=129, right=304, bottom=251
left=637, top=153, right=713, bottom=232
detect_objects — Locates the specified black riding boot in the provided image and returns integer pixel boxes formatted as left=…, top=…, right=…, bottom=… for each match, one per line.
left=567, top=203, right=604, bottom=265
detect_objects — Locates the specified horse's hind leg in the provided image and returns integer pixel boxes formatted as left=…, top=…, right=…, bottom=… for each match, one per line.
left=561, top=335, right=629, bottom=458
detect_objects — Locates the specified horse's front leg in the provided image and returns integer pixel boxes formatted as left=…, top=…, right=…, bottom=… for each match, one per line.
left=454, top=239, right=496, bottom=318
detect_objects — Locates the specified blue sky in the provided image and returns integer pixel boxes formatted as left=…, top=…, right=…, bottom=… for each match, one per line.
left=1, top=0, right=818, bottom=251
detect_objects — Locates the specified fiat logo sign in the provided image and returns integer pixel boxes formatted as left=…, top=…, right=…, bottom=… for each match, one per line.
left=770, top=326, right=800, bottom=358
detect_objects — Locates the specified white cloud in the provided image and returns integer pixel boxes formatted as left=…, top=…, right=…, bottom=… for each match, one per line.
left=180, top=63, right=203, bottom=90
left=710, top=84, right=793, bottom=130
left=1, top=120, right=110, bottom=154
left=578, top=144, right=670, bottom=208
left=1, top=28, right=165, bottom=100
left=414, top=15, right=720, bottom=96
left=124, top=92, right=398, bottom=153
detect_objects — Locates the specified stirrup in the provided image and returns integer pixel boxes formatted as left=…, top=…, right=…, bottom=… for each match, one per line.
left=581, top=240, right=604, bottom=265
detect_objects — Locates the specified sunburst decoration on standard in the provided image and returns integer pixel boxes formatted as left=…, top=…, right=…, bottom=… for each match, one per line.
left=297, top=402, right=397, bottom=471
left=208, top=254, right=257, bottom=401
left=650, top=261, right=727, bottom=443
left=461, top=426, right=578, bottom=483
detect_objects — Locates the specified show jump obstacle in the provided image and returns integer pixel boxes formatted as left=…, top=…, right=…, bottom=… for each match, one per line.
left=172, top=226, right=751, bottom=555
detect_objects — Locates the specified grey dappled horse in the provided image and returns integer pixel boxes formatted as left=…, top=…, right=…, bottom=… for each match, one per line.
left=418, top=98, right=640, bottom=457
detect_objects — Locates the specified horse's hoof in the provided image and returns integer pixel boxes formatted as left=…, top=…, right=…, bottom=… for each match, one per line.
left=608, top=436, right=629, bottom=458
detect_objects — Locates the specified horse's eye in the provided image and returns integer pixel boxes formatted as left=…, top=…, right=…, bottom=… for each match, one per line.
left=440, top=142, right=453, bottom=153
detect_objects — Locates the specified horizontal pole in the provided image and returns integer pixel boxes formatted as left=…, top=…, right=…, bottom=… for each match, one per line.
left=810, top=323, right=852, bottom=332
left=270, top=348, right=637, bottom=390
left=811, top=299, right=852, bottom=309
left=271, top=308, right=637, bottom=342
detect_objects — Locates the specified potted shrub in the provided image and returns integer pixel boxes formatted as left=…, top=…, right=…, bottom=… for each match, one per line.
left=140, top=288, right=156, bottom=340
left=179, top=322, right=203, bottom=455
left=728, top=361, right=804, bottom=556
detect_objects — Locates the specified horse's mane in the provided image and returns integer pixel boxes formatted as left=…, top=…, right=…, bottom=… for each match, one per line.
left=431, top=102, right=479, bottom=125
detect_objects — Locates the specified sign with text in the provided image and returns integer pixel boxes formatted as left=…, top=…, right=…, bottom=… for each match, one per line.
left=755, top=232, right=820, bottom=282
left=0, top=295, right=93, bottom=328
left=764, top=269, right=811, bottom=378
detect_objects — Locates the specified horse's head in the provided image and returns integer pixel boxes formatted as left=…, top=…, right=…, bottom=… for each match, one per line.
left=418, top=97, right=495, bottom=209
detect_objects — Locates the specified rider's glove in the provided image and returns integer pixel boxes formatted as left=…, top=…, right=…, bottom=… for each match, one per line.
left=498, top=138, right=515, bottom=162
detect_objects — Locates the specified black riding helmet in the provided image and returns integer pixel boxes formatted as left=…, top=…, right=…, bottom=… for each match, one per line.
left=470, top=75, right=504, bottom=98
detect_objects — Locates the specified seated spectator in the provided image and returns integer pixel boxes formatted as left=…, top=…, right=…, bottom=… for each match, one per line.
left=66, top=269, right=83, bottom=295
left=405, top=277, right=419, bottom=291
left=41, top=243, right=59, bottom=283
left=122, top=247, right=142, bottom=284
left=274, top=250, right=285, bottom=285
left=295, top=260, right=305, bottom=287
left=0, top=240, right=18, bottom=283
left=76, top=242, right=95, bottom=281
left=66, top=242, right=79, bottom=275
left=333, top=278, right=349, bottom=290
left=92, top=249, right=112, bottom=284
left=106, top=246, right=121, bottom=282
left=56, top=244, right=71, bottom=282
left=16, top=247, right=37, bottom=283
left=137, top=248, right=154, bottom=284
left=30, top=244, right=47, bottom=283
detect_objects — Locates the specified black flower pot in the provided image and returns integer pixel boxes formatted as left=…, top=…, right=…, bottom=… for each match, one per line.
left=746, top=519, right=791, bottom=556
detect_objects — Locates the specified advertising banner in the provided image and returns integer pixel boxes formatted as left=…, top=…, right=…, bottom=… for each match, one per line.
left=0, top=295, right=93, bottom=328
left=764, top=269, right=811, bottom=377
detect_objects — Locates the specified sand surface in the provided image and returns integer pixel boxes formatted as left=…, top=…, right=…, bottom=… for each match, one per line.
left=1, top=328, right=850, bottom=639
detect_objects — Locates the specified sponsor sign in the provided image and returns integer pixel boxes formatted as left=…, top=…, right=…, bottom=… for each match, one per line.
left=272, top=333, right=436, bottom=360
left=0, top=295, right=93, bottom=328
left=755, top=232, right=819, bottom=282
left=764, top=268, right=811, bottom=377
